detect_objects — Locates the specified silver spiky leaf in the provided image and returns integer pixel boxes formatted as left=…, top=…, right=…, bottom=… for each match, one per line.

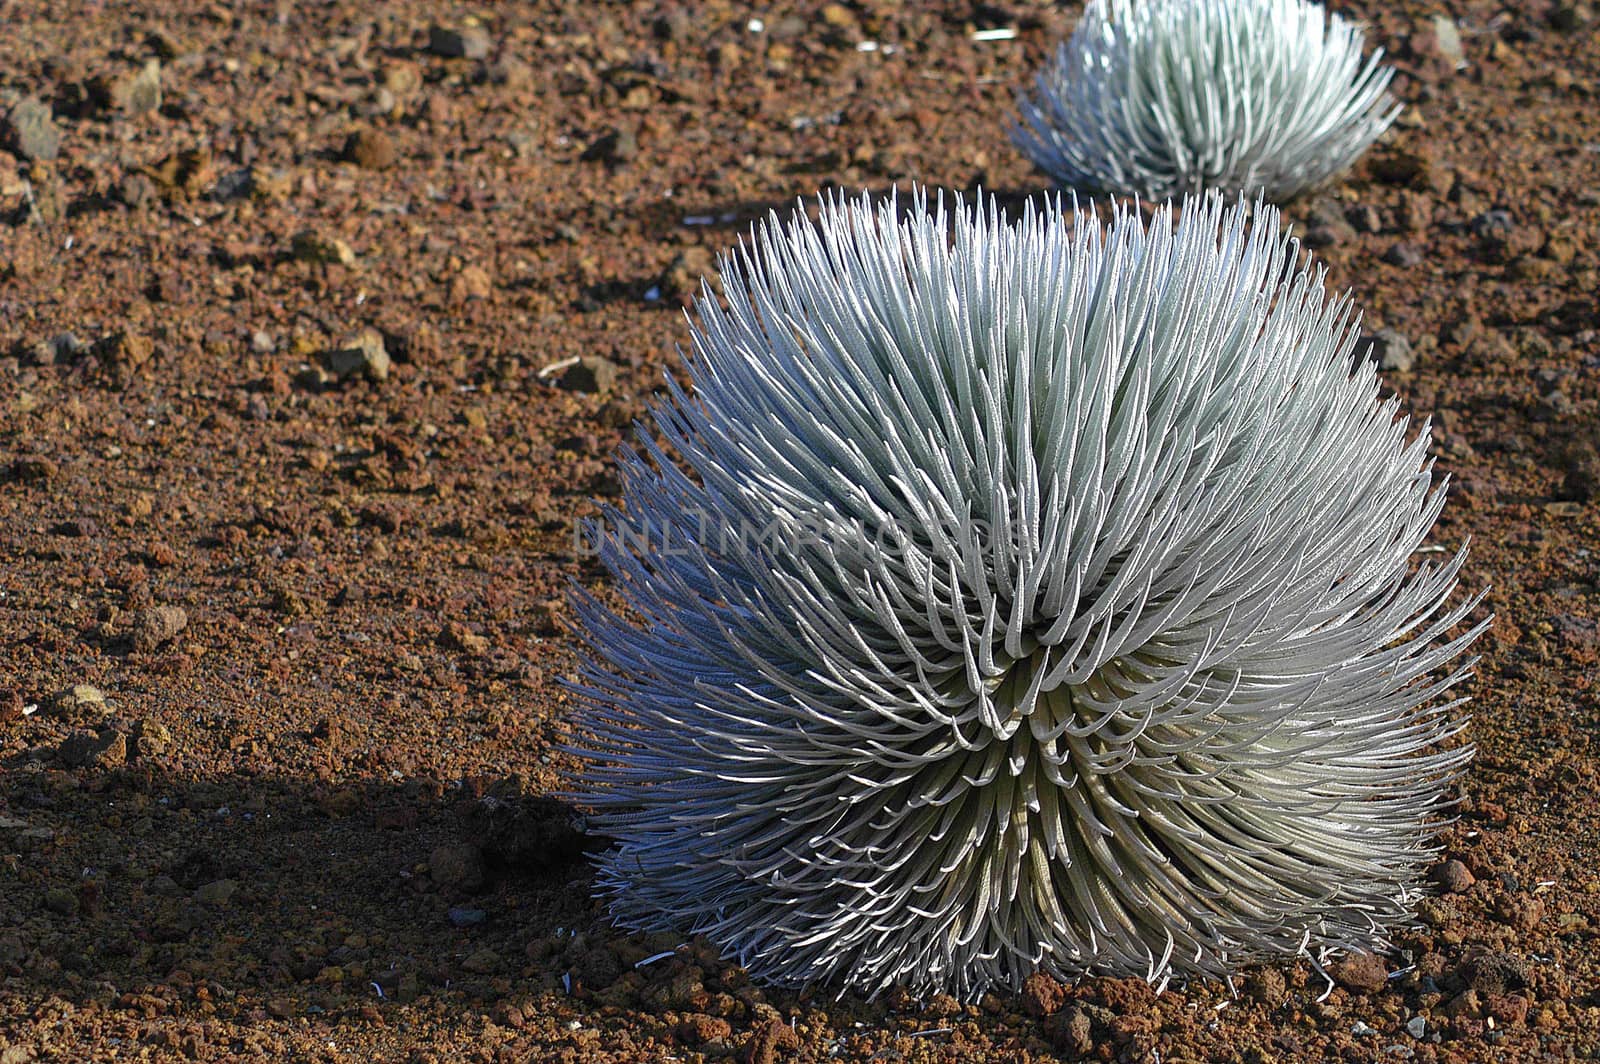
left=568, top=189, right=1485, bottom=1001
left=1014, top=0, right=1402, bottom=201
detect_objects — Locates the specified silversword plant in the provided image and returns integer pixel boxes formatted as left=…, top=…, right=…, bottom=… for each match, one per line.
left=1015, top=0, right=1401, bottom=201
left=570, top=189, right=1484, bottom=1000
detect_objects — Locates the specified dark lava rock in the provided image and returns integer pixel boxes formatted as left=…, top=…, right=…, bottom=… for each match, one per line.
left=1463, top=951, right=1531, bottom=995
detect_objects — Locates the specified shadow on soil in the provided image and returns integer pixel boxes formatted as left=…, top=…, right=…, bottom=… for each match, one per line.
left=0, top=763, right=615, bottom=1018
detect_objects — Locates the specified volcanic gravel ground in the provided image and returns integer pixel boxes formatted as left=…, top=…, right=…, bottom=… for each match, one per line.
left=1, top=0, right=1598, bottom=1061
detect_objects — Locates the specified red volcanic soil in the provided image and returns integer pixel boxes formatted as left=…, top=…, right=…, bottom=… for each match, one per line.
left=1, top=1, right=1597, bottom=1061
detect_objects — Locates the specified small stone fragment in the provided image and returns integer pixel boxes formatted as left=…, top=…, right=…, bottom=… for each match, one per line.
left=1370, top=146, right=1434, bottom=188
left=1021, top=971, right=1067, bottom=1017
left=1492, top=893, right=1545, bottom=931
left=448, top=906, right=487, bottom=928
left=382, top=62, right=423, bottom=99
left=655, top=10, right=692, bottom=40
left=1431, top=859, right=1476, bottom=894
left=440, top=622, right=490, bottom=655
left=1416, top=896, right=1456, bottom=928
left=114, top=171, right=154, bottom=208
left=133, top=604, right=188, bottom=652
left=323, top=328, right=391, bottom=383
left=1444, top=988, right=1482, bottom=1018
left=50, top=684, right=109, bottom=724
left=1485, top=992, right=1530, bottom=1026
left=429, top=25, right=491, bottom=60
left=1243, top=965, right=1288, bottom=1006
left=1551, top=2, right=1593, bottom=31
left=139, top=147, right=213, bottom=199
left=44, top=887, right=79, bottom=916
left=344, top=128, right=396, bottom=170
left=1560, top=437, right=1600, bottom=502
left=9, top=456, right=59, bottom=483
left=1432, top=17, right=1467, bottom=70
left=1046, top=1006, right=1095, bottom=1056
left=660, top=247, right=719, bottom=308
left=430, top=841, right=487, bottom=892
left=111, top=60, right=163, bottom=114
left=678, top=1014, right=732, bottom=1044
left=1331, top=952, right=1389, bottom=994
left=745, top=1017, right=799, bottom=1064
left=1406, top=1015, right=1427, bottom=1039
left=1304, top=220, right=1355, bottom=248
left=559, top=356, right=618, bottom=396
left=1361, top=328, right=1414, bottom=373
left=59, top=729, right=128, bottom=770
left=462, top=948, right=501, bottom=973
left=133, top=719, right=171, bottom=758
left=5, top=98, right=61, bottom=161
left=449, top=264, right=493, bottom=304
left=821, top=3, right=857, bottom=28
left=1464, top=951, right=1530, bottom=995
left=583, top=128, right=638, bottom=166
left=251, top=167, right=294, bottom=201
left=486, top=57, right=531, bottom=89
left=1344, top=203, right=1383, bottom=233
left=94, top=330, right=156, bottom=378
left=194, top=879, right=238, bottom=906
left=291, top=229, right=356, bottom=265
left=1383, top=242, right=1424, bottom=267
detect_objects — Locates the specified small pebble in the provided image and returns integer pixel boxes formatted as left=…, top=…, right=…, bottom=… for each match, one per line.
left=58, top=729, right=128, bottom=770
left=110, top=59, right=162, bottom=114
left=584, top=128, right=638, bottom=166
left=1361, top=328, right=1415, bottom=373
left=345, top=129, right=397, bottom=171
left=133, top=604, right=188, bottom=652
left=50, top=684, right=109, bottom=724
left=559, top=356, right=619, bottom=396
left=429, top=25, right=491, bottom=60
left=461, top=947, right=500, bottom=973
left=323, top=329, right=391, bottom=383
left=194, top=879, right=239, bottom=906
left=448, top=907, right=488, bottom=928
left=290, top=229, right=356, bottom=266
left=430, top=841, right=487, bottom=892
left=1384, top=243, right=1424, bottom=267
left=1431, top=859, right=1476, bottom=894
left=4, top=97, right=61, bottom=161
left=1331, top=952, right=1389, bottom=994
